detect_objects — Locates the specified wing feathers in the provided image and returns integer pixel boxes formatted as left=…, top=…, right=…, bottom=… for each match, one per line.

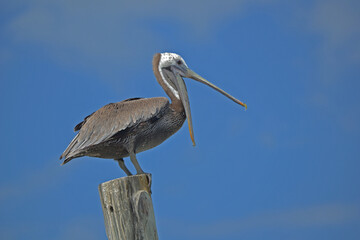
left=60, top=97, right=169, bottom=161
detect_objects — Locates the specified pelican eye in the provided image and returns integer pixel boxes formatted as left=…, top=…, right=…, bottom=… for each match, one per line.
left=177, top=60, right=182, bottom=65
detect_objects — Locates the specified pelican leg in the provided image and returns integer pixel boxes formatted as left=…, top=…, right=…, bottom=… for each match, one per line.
left=129, top=152, right=145, bottom=175
left=115, top=158, right=132, bottom=176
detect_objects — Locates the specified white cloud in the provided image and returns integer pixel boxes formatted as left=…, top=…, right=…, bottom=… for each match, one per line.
left=0, top=161, right=66, bottom=202
left=0, top=216, right=104, bottom=240
left=55, top=217, right=104, bottom=240
left=160, top=203, right=360, bottom=238
left=4, top=0, right=358, bottom=79
left=3, top=0, right=278, bottom=77
left=296, top=0, right=360, bottom=134
left=308, top=0, right=360, bottom=84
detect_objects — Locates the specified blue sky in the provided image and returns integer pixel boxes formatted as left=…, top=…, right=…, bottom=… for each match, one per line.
left=1, top=0, right=359, bottom=239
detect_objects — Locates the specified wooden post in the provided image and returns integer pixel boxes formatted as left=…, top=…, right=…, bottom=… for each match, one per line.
left=98, top=174, right=158, bottom=240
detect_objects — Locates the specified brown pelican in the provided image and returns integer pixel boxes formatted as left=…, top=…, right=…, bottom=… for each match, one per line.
left=60, top=53, right=247, bottom=175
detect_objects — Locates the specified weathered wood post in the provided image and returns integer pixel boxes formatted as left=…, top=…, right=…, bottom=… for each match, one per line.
left=98, top=174, right=158, bottom=240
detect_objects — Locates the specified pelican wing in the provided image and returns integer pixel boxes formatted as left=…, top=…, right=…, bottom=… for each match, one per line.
left=60, top=97, right=169, bottom=160
left=74, top=112, right=95, bottom=131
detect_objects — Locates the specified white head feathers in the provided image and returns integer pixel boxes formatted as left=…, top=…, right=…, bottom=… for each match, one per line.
left=158, top=53, right=188, bottom=99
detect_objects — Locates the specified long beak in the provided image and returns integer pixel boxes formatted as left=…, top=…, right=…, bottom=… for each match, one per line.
left=175, top=74, right=196, bottom=146
left=174, top=68, right=247, bottom=147
left=186, top=69, right=247, bottom=109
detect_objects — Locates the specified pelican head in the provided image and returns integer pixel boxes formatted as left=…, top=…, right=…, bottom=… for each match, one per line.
left=157, top=52, right=247, bottom=146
